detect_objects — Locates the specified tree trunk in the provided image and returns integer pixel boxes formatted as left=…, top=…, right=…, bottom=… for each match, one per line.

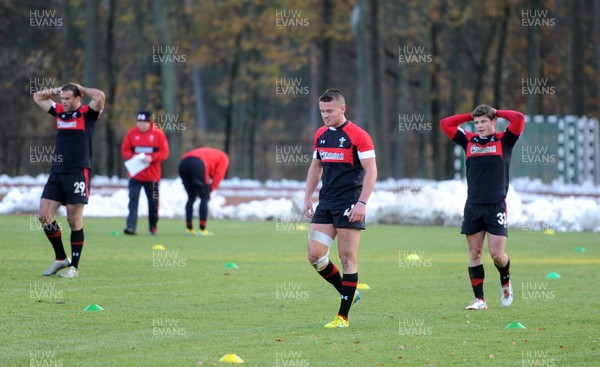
left=152, top=0, right=179, bottom=177
left=446, top=0, right=468, bottom=179
left=394, top=0, right=409, bottom=178
left=369, top=0, right=387, bottom=177
left=595, top=0, right=600, bottom=118
left=570, top=0, right=585, bottom=115
left=309, top=42, right=319, bottom=133
left=134, top=0, right=147, bottom=109
left=493, top=4, right=510, bottom=108
left=319, top=0, right=333, bottom=93
left=105, top=0, right=118, bottom=177
left=224, top=32, right=243, bottom=156
left=352, top=1, right=371, bottom=131
left=526, top=0, right=540, bottom=116
left=430, top=16, right=442, bottom=179
left=192, top=65, right=208, bottom=134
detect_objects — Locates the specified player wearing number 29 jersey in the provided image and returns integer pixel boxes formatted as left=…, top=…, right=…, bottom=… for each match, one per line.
left=441, top=105, right=524, bottom=311
left=48, top=101, right=100, bottom=174
left=34, top=83, right=105, bottom=279
left=41, top=101, right=100, bottom=205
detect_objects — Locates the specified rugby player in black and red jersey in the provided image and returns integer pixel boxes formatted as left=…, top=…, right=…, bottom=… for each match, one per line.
left=33, top=83, right=105, bottom=278
left=441, top=105, right=524, bottom=310
left=304, top=89, right=377, bottom=328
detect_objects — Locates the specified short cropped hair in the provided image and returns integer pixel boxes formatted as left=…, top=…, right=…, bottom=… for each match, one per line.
left=319, top=89, right=345, bottom=106
left=61, top=84, right=81, bottom=97
left=472, top=104, right=496, bottom=120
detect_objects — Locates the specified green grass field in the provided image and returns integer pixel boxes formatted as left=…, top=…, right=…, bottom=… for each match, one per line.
left=1, top=215, right=599, bottom=366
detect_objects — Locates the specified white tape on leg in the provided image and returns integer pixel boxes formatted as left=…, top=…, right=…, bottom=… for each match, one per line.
left=313, top=254, right=330, bottom=271
left=308, top=230, right=333, bottom=247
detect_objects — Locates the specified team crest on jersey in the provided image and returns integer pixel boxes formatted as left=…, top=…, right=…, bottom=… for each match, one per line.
left=59, top=111, right=79, bottom=120
left=150, top=135, right=155, bottom=142
left=338, top=137, right=346, bottom=147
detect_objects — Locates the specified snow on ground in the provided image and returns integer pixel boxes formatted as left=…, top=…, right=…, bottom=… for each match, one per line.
left=1, top=174, right=599, bottom=232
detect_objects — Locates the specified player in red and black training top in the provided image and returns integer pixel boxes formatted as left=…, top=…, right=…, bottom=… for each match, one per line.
left=179, top=147, right=229, bottom=236
left=303, top=89, right=377, bottom=328
left=33, top=83, right=105, bottom=279
left=121, top=111, right=170, bottom=236
left=440, top=105, right=524, bottom=311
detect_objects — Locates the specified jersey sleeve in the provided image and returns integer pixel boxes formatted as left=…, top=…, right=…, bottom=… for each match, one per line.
left=48, top=102, right=59, bottom=117
left=440, top=113, right=471, bottom=149
left=151, top=131, right=170, bottom=162
left=313, top=126, right=327, bottom=160
left=355, top=129, right=375, bottom=159
left=210, top=154, right=229, bottom=191
left=121, top=130, right=134, bottom=160
left=83, top=105, right=101, bottom=121
left=498, top=110, right=524, bottom=147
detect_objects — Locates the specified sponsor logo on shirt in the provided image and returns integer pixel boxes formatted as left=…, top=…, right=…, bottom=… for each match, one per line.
left=57, top=120, right=77, bottom=128
left=319, top=150, right=344, bottom=160
left=470, top=145, right=497, bottom=155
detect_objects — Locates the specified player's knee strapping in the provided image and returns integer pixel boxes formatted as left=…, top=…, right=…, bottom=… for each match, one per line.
left=308, top=230, right=333, bottom=271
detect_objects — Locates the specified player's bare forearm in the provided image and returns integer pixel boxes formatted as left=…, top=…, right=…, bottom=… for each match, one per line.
left=348, top=158, right=376, bottom=222
left=33, top=88, right=56, bottom=111
left=358, top=158, right=377, bottom=203
left=304, top=160, right=322, bottom=201
left=304, top=159, right=322, bottom=217
left=74, top=84, right=105, bottom=112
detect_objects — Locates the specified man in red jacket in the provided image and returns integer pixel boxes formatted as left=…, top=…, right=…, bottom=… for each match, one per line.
left=121, top=111, right=170, bottom=235
left=179, top=147, right=229, bottom=236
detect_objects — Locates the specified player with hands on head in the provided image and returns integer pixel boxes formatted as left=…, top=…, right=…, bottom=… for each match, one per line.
left=33, top=83, right=105, bottom=278
left=304, top=88, right=377, bottom=328
left=440, top=105, right=524, bottom=310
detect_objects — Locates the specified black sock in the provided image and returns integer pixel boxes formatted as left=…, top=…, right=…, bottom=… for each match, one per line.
left=70, top=229, right=84, bottom=268
left=200, top=220, right=207, bottom=231
left=43, top=221, right=66, bottom=260
left=468, top=265, right=485, bottom=299
left=186, top=221, right=192, bottom=230
left=337, top=272, right=358, bottom=320
left=495, top=259, right=510, bottom=286
left=317, top=261, right=342, bottom=294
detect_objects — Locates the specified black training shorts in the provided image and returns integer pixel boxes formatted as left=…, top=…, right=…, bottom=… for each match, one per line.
left=461, top=201, right=508, bottom=237
left=41, top=169, right=90, bottom=205
left=311, top=204, right=366, bottom=230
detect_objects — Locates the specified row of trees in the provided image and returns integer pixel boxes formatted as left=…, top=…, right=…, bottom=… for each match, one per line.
left=2, top=0, right=600, bottom=180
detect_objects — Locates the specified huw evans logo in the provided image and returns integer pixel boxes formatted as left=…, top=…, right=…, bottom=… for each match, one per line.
left=275, top=9, right=310, bottom=28
left=521, top=9, right=555, bottom=29
left=398, top=45, right=432, bottom=65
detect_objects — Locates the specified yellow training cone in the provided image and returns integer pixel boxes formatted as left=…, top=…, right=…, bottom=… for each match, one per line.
left=543, top=229, right=555, bottom=235
left=152, top=244, right=166, bottom=251
left=405, top=254, right=420, bottom=261
left=219, top=354, right=244, bottom=363
left=357, top=283, right=371, bottom=290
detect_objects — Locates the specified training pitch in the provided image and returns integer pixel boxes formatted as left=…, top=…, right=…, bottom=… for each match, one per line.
left=1, top=215, right=598, bottom=366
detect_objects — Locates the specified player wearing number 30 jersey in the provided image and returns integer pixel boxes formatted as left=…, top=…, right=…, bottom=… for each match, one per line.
left=33, top=83, right=105, bottom=279
left=441, top=105, right=524, bottom=311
